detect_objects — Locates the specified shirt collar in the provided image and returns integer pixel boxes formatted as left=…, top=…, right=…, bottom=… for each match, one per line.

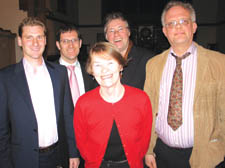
left=23, top=57, right=46, bottom=74
left=169, top=42, right=197, bottom=59
left=59, top=57, right=80, bottom=68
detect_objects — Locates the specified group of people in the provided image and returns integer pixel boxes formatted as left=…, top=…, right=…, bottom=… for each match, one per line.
left=0, top=1, right=224, bottom=168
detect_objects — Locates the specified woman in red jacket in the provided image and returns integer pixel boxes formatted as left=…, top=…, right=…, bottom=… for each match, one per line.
left=74, top=42, right=152, bottom=168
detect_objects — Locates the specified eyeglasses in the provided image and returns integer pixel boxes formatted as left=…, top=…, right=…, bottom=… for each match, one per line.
left=60, top=38, right=79, bottom=45
left=165, top=18, right=191, bottom=28
left=107, top=26, right=128, bottom=35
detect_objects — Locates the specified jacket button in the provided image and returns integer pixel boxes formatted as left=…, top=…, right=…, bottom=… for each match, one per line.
left=33, top=129, right=37, bottom=132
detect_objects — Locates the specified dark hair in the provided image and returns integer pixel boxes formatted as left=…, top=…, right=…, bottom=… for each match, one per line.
left=161, top=1, right=196, bottom=26
left=103, top=12, right=130, bottom=34
left=56, top=24, right=81, bottom=42
left=86, top=42, right=127, bottom=75
left=18, top=17, right=46, bottom=37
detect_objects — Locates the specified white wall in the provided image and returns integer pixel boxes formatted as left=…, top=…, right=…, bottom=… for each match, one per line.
left=0, top=0, right=27, bottom=62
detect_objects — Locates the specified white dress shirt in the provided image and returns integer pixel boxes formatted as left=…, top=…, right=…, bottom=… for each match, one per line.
left=59, top=58, right=85, bottom=96
left=23, top=58, right=58, bottom=147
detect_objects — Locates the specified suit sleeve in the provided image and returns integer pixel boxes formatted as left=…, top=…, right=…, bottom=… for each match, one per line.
left=0, top=74, right=13, bottom=168
left=62, top=69, right=80, bottom=158
left=218, top=70, right=225, bottom=156
left=144, top=59, right=158, bottom=155
left=139, top=94, right=153, bottom=157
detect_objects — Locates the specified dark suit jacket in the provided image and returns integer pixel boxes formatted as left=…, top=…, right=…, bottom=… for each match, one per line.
left=121, top=45, right=154, bottom=90
left=0, top=60, right=79, bottom=168
left=55, top=58, right=97, bottom=168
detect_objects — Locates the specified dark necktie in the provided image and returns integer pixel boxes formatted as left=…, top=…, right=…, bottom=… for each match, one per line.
left=167, top=52, right=190, bottom=130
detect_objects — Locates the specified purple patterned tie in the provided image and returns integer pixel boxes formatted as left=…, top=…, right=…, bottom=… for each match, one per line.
left=167, top=52, right=190, bottom=130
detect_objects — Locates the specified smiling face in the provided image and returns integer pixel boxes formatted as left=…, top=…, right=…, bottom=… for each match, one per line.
left=56, top=30, right=82, bottom=64
left=105, top=19, right=130, bottom=56
left=18, top=25, right=46, bottom=63
left=162, top=5, right=197, bottom=50
left=91, top=54, right=122, bottom=89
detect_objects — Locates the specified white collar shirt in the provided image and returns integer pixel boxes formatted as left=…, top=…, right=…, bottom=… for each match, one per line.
left=23, top=58, right=58, bottom=147
left=59, top=58, right=85, bottom=96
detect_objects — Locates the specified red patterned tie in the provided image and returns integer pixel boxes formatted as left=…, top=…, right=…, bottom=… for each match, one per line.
left=67, top=65, right=80, bottom=105
left=167, top=52, right=190, bottom=130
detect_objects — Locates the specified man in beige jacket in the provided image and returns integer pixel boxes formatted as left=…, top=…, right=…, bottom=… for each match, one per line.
left=144, top=1, right=225, bottom=168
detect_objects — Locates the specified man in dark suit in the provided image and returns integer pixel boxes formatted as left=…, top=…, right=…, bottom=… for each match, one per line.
left=55, top=25, right=97, bottom=168
left=0, top=17, right=79, bottom=168
left=104, top=12, right=155, bottom=90
left=55, top=25, right=97, bottom=99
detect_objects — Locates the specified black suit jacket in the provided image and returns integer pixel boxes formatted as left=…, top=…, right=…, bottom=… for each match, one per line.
left=0, top=60, right=78, bottom=168
left=121, top=45, right=154, bottom=90
left=54, top=58, right=97, bottom=168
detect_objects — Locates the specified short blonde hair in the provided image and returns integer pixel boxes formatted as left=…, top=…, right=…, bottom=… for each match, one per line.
left=18, top=17, right=46, bottom=37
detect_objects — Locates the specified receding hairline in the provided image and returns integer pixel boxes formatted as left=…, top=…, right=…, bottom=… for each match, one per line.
left=161, top=2, right=196, bottom=26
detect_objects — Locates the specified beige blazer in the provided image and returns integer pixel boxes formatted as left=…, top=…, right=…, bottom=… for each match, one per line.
left=144, top=43, right=225, bottom=168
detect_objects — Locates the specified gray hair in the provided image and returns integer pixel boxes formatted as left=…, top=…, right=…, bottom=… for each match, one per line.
left=103, top=12, right=130, bottom=35
left=161, top=1, right=196, bottom=27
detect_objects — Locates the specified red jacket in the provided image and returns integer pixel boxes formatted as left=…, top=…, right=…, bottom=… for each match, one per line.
left=74, top=85, right=152, bottom=168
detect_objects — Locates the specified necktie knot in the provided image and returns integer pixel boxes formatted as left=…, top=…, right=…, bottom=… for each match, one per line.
left=171, top=52, right=191, bottom=66
left=67, top=65, right=75, bottom=72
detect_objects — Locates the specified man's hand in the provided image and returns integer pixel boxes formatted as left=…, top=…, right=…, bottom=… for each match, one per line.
left=145, top=154, right=157, bottom=168
left=69, top=158, right=80, bottom=168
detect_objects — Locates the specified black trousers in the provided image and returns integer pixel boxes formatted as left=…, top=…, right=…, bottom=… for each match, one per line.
left=216, top=158, right=225, bottom=168
left=81, top=158, right=148, bottom=168
left=39, top=144, right=60, bottom=168
left=100, top=160, right=129, bottom=168
left=154, top=138, right=192, bottom=168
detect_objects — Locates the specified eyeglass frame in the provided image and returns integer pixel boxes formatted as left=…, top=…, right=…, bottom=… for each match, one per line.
left=165, top=18, right=192, bottom=28
left=106, top=26, right=129, bottom=35
left=60, top=38, right=80, bottom=45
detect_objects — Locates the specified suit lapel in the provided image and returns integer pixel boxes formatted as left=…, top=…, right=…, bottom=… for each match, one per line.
left=80, top=63, right=91, bottom=92
left=155, top=50, right=170, bottom=94
left=13, top=61, right=36, bottom=114
left=45, top=61, right=60, bottom=121
left=193, top=44, right=209, bottom=104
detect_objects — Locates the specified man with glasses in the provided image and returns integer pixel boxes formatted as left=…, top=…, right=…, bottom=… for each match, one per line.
left=55, top=25, right=97, bottom=168
left=56, top=25, right=97, bottom=101
left=144, top=1, right=225, bottom=168
left=104, top=12, right=154, bottom=90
